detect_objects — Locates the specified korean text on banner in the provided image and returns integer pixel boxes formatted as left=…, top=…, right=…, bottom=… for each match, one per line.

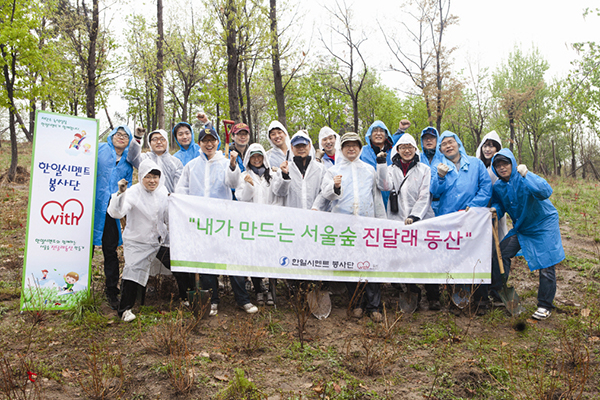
left=21, top=111, right=99, bottom=311
left=170, top=194, right=492, bottom=284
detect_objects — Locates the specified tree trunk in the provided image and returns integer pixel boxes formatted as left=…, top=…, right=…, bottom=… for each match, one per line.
left=225, top=0, right=240, bottom=121
left=508, top=114, right=515, bottom=152
left=85, top=0, right=99, bottom=118
left=14, top=109, right=32, bottom=141
left=270, top=0, right=286, bottom=126
left=156, top=0, right=165, bottom=129
left=29, top=100, right=36, bottom=141
left=244, top=61, right=252, bottom=133
left=8, top=111, right=18, bottom=182
left=552, top=139, right=557, bottom=176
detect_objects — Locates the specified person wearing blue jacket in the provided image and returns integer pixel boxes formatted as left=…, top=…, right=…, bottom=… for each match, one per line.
left=172, top=122, right=201, bottom=166
left=419, top=127, right=442, bottom=168
left=430, top=131, right=492, bottom=314
left=360, top=121, right=394, bottom=208
left=94, top=126, right=139, bottom=309
left=430, top=131, right=492, bottom=216
left=490, top=149, right=563, bottom=320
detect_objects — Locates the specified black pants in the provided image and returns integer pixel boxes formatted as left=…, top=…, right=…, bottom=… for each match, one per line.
left=155, top=247, right=195, bottom=301
left=407, top=284, right=440, bottom=302
left=117, top=246, right=194, bottom=316
left=346, top=282, right=381, bottom=313
left=102, top=213, right=120, bottom=296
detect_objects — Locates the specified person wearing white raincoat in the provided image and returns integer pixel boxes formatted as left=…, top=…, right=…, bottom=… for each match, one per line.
left=317, top=126, right=340, bottom=169
left=230, top=143, right=290, bottom=305
left=175, top=127, right=258, bottom=316
left=375, top=134, right=440, bottom=309
left=475, top=130, right=508, bottom=240
left=108, top=159, right=190, bottom=322
left=321, top=132, right=386, bottom=322
left=128, top=128, right=183, bottom=193
left=265, top=121, right=292, bottom=168
left=282, top=131, right=328, bottom=210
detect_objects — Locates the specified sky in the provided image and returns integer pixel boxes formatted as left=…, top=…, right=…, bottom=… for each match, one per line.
left=104, top=0, right=598, bottom=127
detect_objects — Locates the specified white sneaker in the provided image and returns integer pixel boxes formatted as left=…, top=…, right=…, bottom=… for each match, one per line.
left=209, top=303, right=218, bottom=317
left=256, top=292, right=265, bottom=306
left=532, top=307, right=551, bottom=320
left=241, top=303, right=259, bottom=314
left=121, top=309, right=136, bottom=322
left=266, top=291, right=274, bottom=306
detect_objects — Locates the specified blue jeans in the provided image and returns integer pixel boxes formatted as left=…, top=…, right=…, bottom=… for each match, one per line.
left=490, top=235, right=556, bottom=310
left=201, top=274, right=251, bottom=306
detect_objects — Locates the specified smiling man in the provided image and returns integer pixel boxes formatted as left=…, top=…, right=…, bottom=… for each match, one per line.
left=266, top=121, right=291, bottom=167
left=175, top=127, right=258, bottom=316
left=128, top=128, right=183, bottom=193
left=94, top=126, right=139, bottom=310
left=321, top=132, right=386, bottom=322
left=490, top=149, right=563, bottom=321
left=430, top=131, right=492, bottom=314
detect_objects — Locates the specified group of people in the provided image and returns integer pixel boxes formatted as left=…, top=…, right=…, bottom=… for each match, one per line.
left=93, top=112, right=564, bottom=323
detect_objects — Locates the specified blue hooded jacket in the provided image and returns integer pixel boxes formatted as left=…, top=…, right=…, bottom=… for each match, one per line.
left=93, top=126, right=134, bottom=246
left=430, top=131, right=491, bottom=216
left=172, top=122, right=201, bottom=166
left=419, top=126, right=443, bottom=168
left=360, top=120, right=394, bottom=207
left=490, top=149, right=564, bottom=271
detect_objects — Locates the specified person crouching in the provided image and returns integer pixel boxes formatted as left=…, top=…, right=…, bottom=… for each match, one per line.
left=108, top=159, right=171, bottom=322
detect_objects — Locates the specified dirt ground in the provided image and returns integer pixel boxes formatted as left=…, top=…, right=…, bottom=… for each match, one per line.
left=0, top=146, right=598, bottom=399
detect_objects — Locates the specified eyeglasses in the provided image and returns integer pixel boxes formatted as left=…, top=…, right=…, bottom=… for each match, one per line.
left=201, top=137, right=217, bottom=143
left=398, top=145, right=414, bottom=150
left=235, top=131, right=249, bottom=137
left=114, top=132, right=129, bottom=139
left=151, top=137, right=166, bottom=143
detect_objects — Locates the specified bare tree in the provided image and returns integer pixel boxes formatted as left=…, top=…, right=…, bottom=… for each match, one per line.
left=381, top=0, right=460, bottom=131
left=320, top=0, right=368, bottom=133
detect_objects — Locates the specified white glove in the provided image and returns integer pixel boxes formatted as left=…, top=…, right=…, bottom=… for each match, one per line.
left=517, top=164, right=528, bottom=177
left=437, top=163, right=450, bottom=178
left=404, top=217, right=414, bottom=225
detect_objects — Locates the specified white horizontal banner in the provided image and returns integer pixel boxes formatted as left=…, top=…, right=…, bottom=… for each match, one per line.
left=170, top=194, right=491, bottom=284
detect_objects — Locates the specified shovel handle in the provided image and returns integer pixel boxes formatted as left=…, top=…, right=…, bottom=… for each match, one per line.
left=492, top=214, right=504, bottom=274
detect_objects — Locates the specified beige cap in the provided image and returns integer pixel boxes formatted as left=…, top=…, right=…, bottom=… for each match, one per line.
left=340, top=132, right=362, bottom=148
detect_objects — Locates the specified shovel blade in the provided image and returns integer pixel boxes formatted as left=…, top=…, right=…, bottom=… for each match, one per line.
left=307, top=289, right=332, bottom=320
left=498, top=285, right=526, bottom=316
left=451, top=286, right=471, bottom=309
left=398, top=291, right=419, bottom=314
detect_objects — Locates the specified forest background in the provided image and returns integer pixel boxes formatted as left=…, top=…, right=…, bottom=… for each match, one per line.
left=1, top=0, right=600, bottom=182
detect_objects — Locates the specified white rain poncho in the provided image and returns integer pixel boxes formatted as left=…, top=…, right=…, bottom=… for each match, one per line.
left=321, top=144, right=386, bottom=218
left=376, top=134, right=434, bottom=221
left=476, top=130, right=507, bottom=239
left=265, top=120, right=292, bottom=168
left=318, top=126, right=340, bottom=169
left=128, top=129, right=183, bottom=193
left=233, top=143, right=290, bottom=205
left=175, top=149, right=237, bottom=199
left=284, top=131, right=328, bottom=210
left=107, top=159, right=168, bottom=286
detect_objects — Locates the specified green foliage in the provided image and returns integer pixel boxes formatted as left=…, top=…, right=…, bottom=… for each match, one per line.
left=215, top=368, right=265, bottom=400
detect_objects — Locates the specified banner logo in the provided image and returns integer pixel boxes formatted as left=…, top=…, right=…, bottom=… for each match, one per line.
left=357, top=261, right=371, bottom=270
left=41, top=199, right=84, bottom=226
left=279, top=256, right=290, bottom=266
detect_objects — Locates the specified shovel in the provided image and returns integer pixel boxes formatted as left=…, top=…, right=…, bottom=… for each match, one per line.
left=398, top=285, right=419, bottom=314
left=307, top=287, right=332, bottom=320
left=493, top=214, right=526, bottom=316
